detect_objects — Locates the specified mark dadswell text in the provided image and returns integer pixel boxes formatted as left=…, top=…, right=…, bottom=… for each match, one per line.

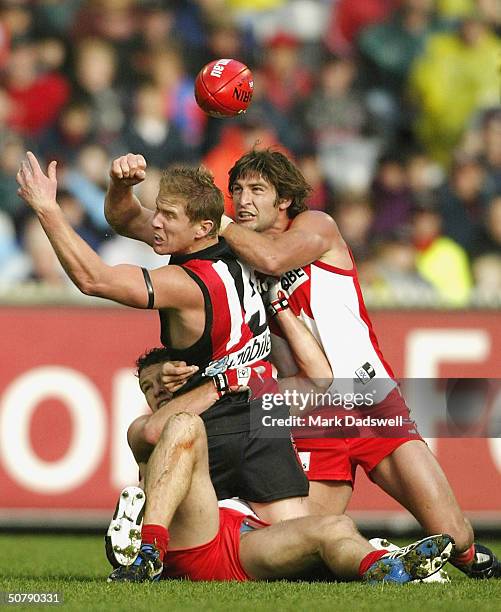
left=262, top=414, right=404, bottom=428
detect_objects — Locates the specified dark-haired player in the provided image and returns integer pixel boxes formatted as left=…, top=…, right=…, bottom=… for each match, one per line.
left=105, top=348, right=453, bottom=584
left=218, top=148, right=500, bottom=579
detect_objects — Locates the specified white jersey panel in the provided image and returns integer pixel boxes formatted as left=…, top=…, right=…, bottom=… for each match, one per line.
left=309, top=265, right=390, bottom=379
left=283, top=262, right=396, bottom=403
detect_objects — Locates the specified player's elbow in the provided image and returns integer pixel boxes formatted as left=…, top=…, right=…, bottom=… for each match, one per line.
left=76, top=276, right=99, bottom=297
left=104, top=213, right=127, bottom=237
left=259, top=253, right=287, bottom=277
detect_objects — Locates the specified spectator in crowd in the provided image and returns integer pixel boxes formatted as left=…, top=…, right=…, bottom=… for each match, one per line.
left=324, top=0, right=395, bottom=56
left=0, top=211, right=29, bottom=286
left=438, top=157, right=487, bottom=253
left=0, top=133, right=27, bottom=224
left=333, top=193, right=374, bottom=261
left=4, top=40, right=70, bottom=136
left=124, top=80, right=189, bottom=168
left=358, top=0, right=442, bottom=100
left=0, top=1, right=34, bottom=47
left=412, top=206, right=473, bottom=306
left=477, top=0, right=501, bottom=35
left=471, top=254, right=501, bottom=304
left=374, top=232, right=436, bottom=304
left=36, top=35, right=68, bottom=75
left=405, top=150, right=444, bottom=209
left=73, top=37, right=126, bottom=149
left=233, top=68, right=304, bottom=155
left=371, top=154, right=414, bottom=239
left=409, top=14, right=501, bottom=163
left=470, top=196, right=501, bottom=259
left=303, top=55, right=367, bottom=147
left=478, top=108, right=501, bottom=198
left=148, top=46, right=206, bottom=156
left=32, top=0, right=82, bottom=38
left=304, top=55, right=377, bottom=192
left=63, top=144, right=114, bottom=235
left=260, top=31, right=313, bottom=115
left=38, top=99, right=95, bottom=165
left=297, top=151, right=333, bottom=212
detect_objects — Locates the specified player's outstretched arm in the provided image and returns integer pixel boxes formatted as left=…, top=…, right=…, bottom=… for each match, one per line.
left=105, top=153, right=155, bottom=245
left=222, top=211, right=342, bottom=276
left=16, top=152, right=196, bottom=309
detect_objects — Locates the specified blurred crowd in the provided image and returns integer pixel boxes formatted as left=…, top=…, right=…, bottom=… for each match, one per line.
left=0, top=0, right=500, bottom=307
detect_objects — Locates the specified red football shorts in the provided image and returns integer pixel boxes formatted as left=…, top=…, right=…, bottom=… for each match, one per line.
left=294, top=388, right=423, bottom=484
left=162, top=507, right=266, bottom=581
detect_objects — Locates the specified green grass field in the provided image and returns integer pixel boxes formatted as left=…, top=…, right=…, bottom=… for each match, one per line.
left=1, top=535, right=501, bottom=611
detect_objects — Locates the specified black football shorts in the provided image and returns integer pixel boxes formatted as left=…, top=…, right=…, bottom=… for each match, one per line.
left=201, top=395, right=309, bottom=502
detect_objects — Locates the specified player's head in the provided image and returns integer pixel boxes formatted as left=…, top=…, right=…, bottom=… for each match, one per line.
left=136, top=347, right=173, bottom=412
left=154, top=166, right=224, bottom=254
left=228, top=149, right=311, bottom=232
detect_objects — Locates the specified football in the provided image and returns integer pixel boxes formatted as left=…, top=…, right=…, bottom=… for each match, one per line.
left=194, top=58, right=254, bottom=118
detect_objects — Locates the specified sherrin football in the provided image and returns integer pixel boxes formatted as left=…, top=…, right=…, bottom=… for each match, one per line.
left=194, top=59, right=254, bottom=118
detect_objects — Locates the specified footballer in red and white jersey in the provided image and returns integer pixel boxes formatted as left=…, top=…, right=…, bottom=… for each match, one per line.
left=274, top=254, right=396, bottom=404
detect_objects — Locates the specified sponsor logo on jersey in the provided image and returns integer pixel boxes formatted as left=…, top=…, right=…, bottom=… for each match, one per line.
left=280, top=268, right=308, bottom=294
left=355, top=362, right=376, bottom=384
left=204, top=329, right=271, bottom=375
left=204, top=356, right=229, bottom=376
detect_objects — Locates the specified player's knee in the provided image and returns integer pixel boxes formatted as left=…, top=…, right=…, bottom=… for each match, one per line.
left=163, top=412, right=206, bottom=447
left=310, top=514, right=357, bottom=543
left=127, top=415, right=151, bottom=447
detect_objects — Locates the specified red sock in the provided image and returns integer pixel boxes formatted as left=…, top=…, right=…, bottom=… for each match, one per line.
left=451, top=544, right=475, bottom=567
left=141, top=524, right=169, bottom=562
left=359, top=549, right=388, bottom=576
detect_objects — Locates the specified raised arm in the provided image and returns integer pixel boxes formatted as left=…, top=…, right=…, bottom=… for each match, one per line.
left=222, top=211, right=343, bottom=276
left=16, top=152, right=199, bottom=310
left=104, top=153, right=155, bottom=245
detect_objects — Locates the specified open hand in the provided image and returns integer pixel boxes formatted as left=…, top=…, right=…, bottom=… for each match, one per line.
left=110, top=153, right=147, bottom=187
left=161, top=361, right=199, bottom=393
left=16, top=151, right=58, bottom=212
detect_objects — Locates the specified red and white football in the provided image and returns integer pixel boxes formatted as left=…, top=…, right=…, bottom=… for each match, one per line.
left=194, top=59, right=254, bottom=118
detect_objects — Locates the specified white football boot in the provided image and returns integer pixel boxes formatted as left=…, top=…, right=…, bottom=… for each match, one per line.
left=105, top=486, right=146, bottom=568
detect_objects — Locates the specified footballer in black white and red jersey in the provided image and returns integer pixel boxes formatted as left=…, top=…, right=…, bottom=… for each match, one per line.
left=158, top=238, right=309, bottom=505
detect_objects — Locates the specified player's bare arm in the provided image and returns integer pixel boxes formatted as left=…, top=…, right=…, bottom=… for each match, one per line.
left=263, top=277, right=332, bottom=384
left=141, top=380, right=219, bottom=445
left=222, top=211, right=350, bottom=275
left=16, top=152, right=201, bottom=311
left=105, top=153, right=155, bottom=244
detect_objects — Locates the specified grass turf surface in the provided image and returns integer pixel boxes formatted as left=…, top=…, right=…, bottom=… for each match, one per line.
left=1, top=535, right=501, bottom=611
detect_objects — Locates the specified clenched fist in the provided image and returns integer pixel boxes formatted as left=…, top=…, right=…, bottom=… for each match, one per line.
left=109, top=153, right=147, bottom=187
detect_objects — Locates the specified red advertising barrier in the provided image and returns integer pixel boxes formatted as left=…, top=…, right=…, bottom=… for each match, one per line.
left=0, top=307, right=500, bottom=527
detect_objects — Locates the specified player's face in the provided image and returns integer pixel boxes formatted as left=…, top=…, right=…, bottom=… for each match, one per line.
left=231, top=174, right=281, bottom=232
left=139, top=363, right=173, bottom=413
left=151, top=195, right=199, bottom=255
